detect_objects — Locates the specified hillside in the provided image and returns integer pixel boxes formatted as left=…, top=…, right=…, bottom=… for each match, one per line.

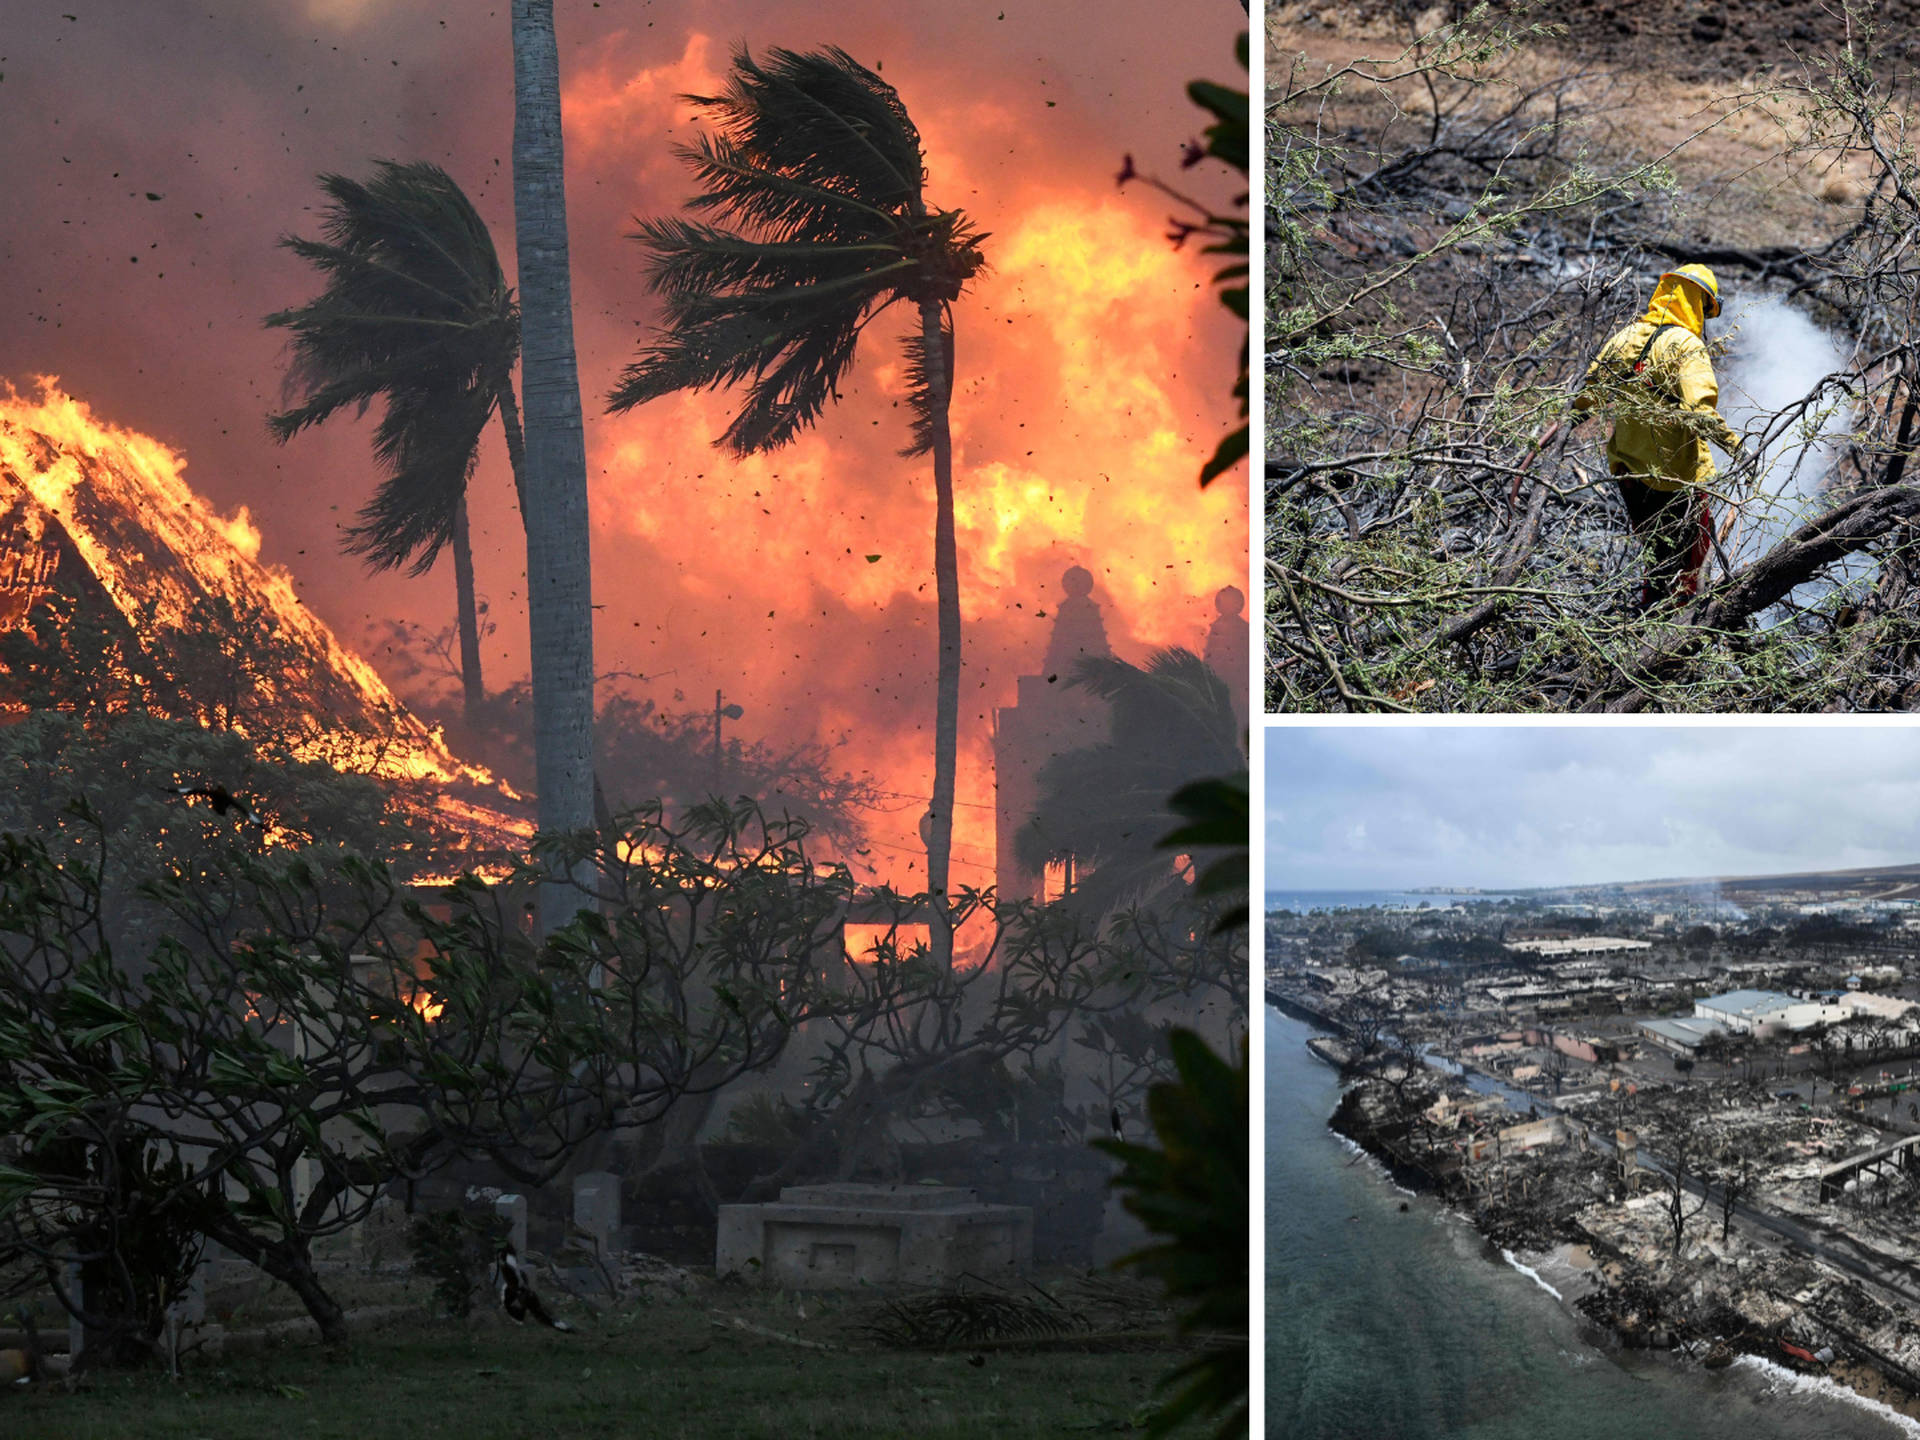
left=1267, top=0, right=1920, bottom=713
left=1607, top=861, right=1920, bottom=899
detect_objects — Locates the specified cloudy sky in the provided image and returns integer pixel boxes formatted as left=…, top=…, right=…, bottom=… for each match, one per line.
left=1267, top=726, right=1920, bottom=891
left=1, top=1, right=1247, bottom=889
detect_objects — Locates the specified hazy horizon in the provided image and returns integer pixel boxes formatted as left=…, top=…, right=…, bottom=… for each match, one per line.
left=1267, top=728, right=1920, bottom=892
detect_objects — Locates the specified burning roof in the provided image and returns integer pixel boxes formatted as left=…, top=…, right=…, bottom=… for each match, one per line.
left=0, top=378, right=530, bottom=859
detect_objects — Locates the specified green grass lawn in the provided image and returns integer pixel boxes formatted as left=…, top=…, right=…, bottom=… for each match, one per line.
left=2, top=1278, right=1177, bottom=1439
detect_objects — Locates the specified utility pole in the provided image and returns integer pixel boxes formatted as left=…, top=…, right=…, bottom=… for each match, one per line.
left=713, top=689, right=744, bottom=795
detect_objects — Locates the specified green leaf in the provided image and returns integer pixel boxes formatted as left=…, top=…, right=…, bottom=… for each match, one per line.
left=1095, top=1029, right=1247, bottom=1438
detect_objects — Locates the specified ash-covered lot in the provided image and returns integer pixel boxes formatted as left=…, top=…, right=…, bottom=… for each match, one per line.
left=1275, top=884, right=1920, bottom=1410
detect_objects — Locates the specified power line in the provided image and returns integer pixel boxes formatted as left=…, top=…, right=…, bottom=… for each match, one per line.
left=868, top=787, right=999, bottom=814
left=855, top=829, right=997, bottom=873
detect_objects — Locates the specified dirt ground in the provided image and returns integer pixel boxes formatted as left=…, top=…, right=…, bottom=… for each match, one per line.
left=1268, top=0, right=1893, bottom=255
left=1279, top=0, right=1920, bottom=83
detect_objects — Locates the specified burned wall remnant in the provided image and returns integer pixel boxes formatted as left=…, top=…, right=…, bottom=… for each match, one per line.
left=992, top=565, right=1112, bottom=905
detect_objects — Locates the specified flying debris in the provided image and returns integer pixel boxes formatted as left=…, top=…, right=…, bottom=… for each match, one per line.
left=165, top=783, right=265, bottom=826
left=496, top=1245, right=573, bottom=1332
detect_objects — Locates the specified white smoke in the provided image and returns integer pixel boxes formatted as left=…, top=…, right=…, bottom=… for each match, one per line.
left=1712, top=294, right=1855, bottom=573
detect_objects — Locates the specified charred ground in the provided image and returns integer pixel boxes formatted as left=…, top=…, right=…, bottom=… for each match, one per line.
left=1268, top=0, right=1920, bottom=711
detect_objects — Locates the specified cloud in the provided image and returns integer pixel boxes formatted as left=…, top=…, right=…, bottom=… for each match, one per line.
left=1267, top=727, right=1920, bottom=891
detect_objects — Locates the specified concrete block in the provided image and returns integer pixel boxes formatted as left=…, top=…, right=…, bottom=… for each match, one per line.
left=573, top=1171, right=621, bottom=1254
left=64, top=1262, right=83, bottom=1362
left=168, top=1261, right=207, bottom=1326
left=495, top=1193, right=528, bottom=1254
left=717, top=1183, right=1032, bottom=1289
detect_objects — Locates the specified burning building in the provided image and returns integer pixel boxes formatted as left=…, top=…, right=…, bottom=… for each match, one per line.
left=0, top=380, right=528, bottom=863
left=991, top=568, right=1248, bottom=907
left=1203, top=584, right=1250, bottom=730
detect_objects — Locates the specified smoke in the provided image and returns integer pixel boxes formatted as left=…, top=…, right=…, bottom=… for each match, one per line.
left=1679, top=880, right=1746, bottom=925
left=0, top=2, right=1250, bottom=894
left=1714, top=294, right=1855, bottom=574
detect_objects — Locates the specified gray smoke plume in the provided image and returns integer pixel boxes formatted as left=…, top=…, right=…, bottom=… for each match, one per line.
left=1713, top=294, right=1855, bottom=573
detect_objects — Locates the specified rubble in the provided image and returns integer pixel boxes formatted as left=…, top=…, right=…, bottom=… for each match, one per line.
left=1279, top=882, right=1920, bottom=1415
left=1333, top=1066, right=1920, bottom=1401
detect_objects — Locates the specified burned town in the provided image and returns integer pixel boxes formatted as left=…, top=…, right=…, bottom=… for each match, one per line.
left=0, top=4, right=1251, bottom=1437
left=1271, top=867, right=1920, bottom=1421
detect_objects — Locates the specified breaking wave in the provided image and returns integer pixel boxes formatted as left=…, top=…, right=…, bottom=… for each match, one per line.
left=1732, top=1355, right=1920, bottom=1438
left=1501, top=1248, right=1565, bottom=1302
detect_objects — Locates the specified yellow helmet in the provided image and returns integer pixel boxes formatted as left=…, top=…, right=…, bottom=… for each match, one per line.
left=1659, top=262, right=1721, bottom=318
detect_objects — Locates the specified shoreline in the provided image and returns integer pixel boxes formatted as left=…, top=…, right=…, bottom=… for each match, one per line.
left=1300, top=1026, right=1920, bottom=1433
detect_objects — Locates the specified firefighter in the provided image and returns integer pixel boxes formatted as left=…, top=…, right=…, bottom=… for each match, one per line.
left=1573, top=263, right=1743, bottom=606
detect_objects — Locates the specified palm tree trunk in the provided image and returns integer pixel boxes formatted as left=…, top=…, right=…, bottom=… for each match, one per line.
left=451, top=496, right=485, bottom=722
left=510, top=0, right=596, bottom=931
left=920, top=299, right=960, bottom=970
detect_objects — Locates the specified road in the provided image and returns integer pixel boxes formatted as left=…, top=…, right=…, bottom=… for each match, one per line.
left=1444, top=1049, right=1920, bottom=1317
left=1305, top=1010, right=1920, bottom=1324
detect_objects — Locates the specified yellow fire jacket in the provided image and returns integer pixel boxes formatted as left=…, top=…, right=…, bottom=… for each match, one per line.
left=1574, top=277, right=1740, bottom=492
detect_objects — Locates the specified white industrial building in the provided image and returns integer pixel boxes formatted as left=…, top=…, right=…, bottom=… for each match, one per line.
left=1692, top=988, right=1850, bottom=1037
left=1503, top=937, right=1654, bottom=958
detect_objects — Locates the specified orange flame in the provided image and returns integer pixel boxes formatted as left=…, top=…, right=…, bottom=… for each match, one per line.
left=844, top=921, right=932, bottom=964
left=403, top=987, right=445, bottom=1023
left=0, top=378, right=509, bottom=790
left=561, top=150, right=1245, bottom=896
left=524, top=31, right=1249, bottom=898
left=0, top=380, right=534, bottom=868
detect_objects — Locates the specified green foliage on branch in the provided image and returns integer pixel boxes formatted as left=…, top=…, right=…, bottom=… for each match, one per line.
left=0, top=799, right=854, bottom=1357
left=407, top=1208, right=509, bottom=1320
left=1097, top=1028, right=1248, bottom=1439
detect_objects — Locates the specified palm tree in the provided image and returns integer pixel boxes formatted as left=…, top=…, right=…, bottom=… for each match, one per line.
left=1015, top=649, right=1243, bottom=919
left=265, top=160, right=526, bottom=723
left=607, top=45, right=985, bottom=966
left=510, top=0, right=597, bottom=920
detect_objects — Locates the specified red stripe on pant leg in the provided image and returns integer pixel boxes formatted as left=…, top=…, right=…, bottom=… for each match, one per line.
left=1681, top=496, right=1712, bottom=596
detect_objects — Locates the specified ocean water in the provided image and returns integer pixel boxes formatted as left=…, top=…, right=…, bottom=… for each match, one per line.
left=1269, top=1007, right=1918, bottom=1439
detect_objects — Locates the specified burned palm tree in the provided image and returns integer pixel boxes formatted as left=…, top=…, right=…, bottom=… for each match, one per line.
left=266, top=160, right=526, bottom=722
left=609, top=44, right=986, bottom=966
left=1015, top=649, right=1243, bottom=918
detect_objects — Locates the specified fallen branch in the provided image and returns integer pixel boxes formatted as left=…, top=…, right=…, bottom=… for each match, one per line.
left=1422, top=474, right=1552, bottom=651
left=710, top=1312, right=843, bottom=1352
left=1587, top=481, right=1920, bottom=710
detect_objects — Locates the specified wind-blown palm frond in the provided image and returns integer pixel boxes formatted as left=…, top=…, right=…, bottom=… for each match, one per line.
left=1015, top=650, right=1243, bottom=916
left=266, top=160, right=519, bottom=575
left=608, top=45, right=985, bottom=455
left=610, top=45, right=985, bottom=967
left=349, top=383, right=495, bottom=574
left=684, top=45, right=925, bottom=218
